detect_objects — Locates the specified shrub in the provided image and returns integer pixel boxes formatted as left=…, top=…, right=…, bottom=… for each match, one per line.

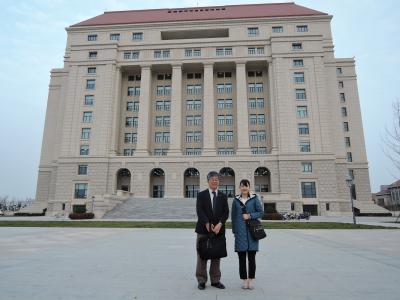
left=69, top=212, right=95, bottom=220
left=262, top=212, right=283, bottom=220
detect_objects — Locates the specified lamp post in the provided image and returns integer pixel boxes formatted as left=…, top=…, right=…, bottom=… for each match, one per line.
left=345, top=175, right=356, bottom=225
left=91, top=196, right=95, bottom=213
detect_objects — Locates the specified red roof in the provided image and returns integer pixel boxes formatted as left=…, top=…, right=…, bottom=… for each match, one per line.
left=71, top=2, right=328, bottom=27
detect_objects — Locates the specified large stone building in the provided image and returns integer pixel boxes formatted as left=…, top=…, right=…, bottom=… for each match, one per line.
left=35, top=2, right=374, bottom=217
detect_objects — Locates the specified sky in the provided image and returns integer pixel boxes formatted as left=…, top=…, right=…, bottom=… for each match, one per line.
left=0, top=0, right=399, bottom=199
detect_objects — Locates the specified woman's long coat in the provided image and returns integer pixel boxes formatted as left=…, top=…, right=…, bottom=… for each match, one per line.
left=231, top=193, right=264, bottom=252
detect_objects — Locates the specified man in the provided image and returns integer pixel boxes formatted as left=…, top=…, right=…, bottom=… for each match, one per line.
left=195, top=171, right=229, bottom=290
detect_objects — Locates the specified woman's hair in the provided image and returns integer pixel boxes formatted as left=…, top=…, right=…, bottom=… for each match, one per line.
left=239, top=179, right=250, bottom=187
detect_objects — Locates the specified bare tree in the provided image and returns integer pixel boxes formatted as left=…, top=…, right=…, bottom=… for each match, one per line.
left=382, top=99, right=400, bottom=172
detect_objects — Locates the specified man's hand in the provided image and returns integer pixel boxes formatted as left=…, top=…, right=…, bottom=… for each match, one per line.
left=212, top=222, right=222, bottom=234
left=242, top=213, right=251, bottom=220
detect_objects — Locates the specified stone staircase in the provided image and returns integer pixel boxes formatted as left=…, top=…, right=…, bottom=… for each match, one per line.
left=354, top=200, right=392, bottom=216
left=102, top=197, right=198, bottom=219
left=17, top=201, right=47, bottom=214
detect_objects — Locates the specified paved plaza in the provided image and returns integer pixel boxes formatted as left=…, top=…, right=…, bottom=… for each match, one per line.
left=1, top=227, right=400, bottom=300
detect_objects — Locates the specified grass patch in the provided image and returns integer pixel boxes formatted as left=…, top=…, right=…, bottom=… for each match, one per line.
left=0, top=220, right=396, bottom=229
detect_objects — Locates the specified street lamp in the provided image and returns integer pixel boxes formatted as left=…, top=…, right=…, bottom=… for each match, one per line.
left=91, top=196, right=95, bottom=213
left=345, top=175, right=356, bottom=225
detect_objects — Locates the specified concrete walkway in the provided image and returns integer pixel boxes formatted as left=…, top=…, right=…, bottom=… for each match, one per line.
left=1, top=227, right=400, bottom=300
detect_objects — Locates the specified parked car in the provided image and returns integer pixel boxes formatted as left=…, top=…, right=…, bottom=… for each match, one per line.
left=0, top=210, right=4, bottom=216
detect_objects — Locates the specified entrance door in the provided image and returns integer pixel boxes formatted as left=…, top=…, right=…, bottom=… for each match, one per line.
left=303, top=204, right=318, bottom=216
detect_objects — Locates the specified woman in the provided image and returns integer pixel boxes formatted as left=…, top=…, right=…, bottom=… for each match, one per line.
left=231, top=179, right=264, bottom=289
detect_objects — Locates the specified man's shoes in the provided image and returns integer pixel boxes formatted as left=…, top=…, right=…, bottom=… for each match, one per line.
left=198, top=283, right=206, bottom=290
left=211, top=282, right=225, bottom=289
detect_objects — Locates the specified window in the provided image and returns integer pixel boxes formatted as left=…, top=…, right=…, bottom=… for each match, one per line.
left=296, top=25, right=308, bottom=32
left=326, top=203, right=330, bottom=211
left=248, top=47, right=264, bottom=55
left=294, top=72, right=305, bottom=84
left=343, top=122, right=349, bottom=132
left=345, top=137, right=351, bottom=147
left=125, top=117, right=134, bottom=127
left=74, top=183, right=88, bottom=199
left=216, top=84, right=231, bottom=94
left=132, top=32, right=143, bottom=40
left=225, top=99, right=233, bottom=109
left=293, top=59, right=304, bottom=67
left=86, top=79, right=95, bottom=89
left=348, top=169, right=354, bottom=179
left=88, top=34, right=97, bottom=41
left=299, top=141, right=311, bottom=152
left=78, top=165, right=88, bottom=175
left=124, top=133, right=137, bottom=143
left=154, top=50, right=170, bottom=58
left=163, top=132, right=170, bottom=143
left=347, top=152, right=353, bottom=162
left=250, top=114, right=257, bottom=125
left=301, top=182, right=316, bottom=198
left=80, top=145, right=89, bottom=156
left=155, top=132, right=162, bottom=143
left=255, top=83, right=263, bottom=93
left=248, top=27, right=259, bottom=36
left=127, top=87, right=140, bottom=96
left=126, top=101, right=139, bottom=111
left=155, top=116, right=163, bottom=127
left=292, top=43, right=302, bottom=50
left=258, top=131, right=266, bottom=141
left=250, top=131, right=258, bottom=141
left=87, top=67, right=96, bottom=74
left=337, top=67, right=343, bottom=75
left=124, top=51, right=139, bottom=60
left=163, top=116, right=170, bottom=127
left=123, top=149, right=134, bottom=156
left=128, top=75, right=141, bottom=81
left=185, top=48, right=201, bottom=57
left=338, top=81, right=344, bottom=88
left=296, top=89, right=306, bottom=100
left=217, top=115, right=225, bottom=125
left=302, top=162, right=312, bottom=173
left=186, top=148, right=202, bottom=156
left=194, top=115, right=202, bottom=125
left=249, top=98, right=257, bottom=109
left=154, top=149, right=168, bottom=156
left=110, top=33, right=120, bottom=40
left=297, top=106, right=308, bottom=118
left=217, top=72, right=232, bottom=78
left=81, top=128, right=91, bottom=140
left=216, top=47, right=232, bottom=56
left=257, top=98, right=264, bottom=108
left=272, top=26, right=283, bottom=33
left=225, top=115, right=233, bottom=125
left=83, top=112, right=92, bottom=123
left=88, top=51, right=97, bottom=59
left=341, top=107, right=348, bottom=117
left=257, top=114, right=265, bottom=125
left=186, top=100, right=194, bottom=110
left=218, top=148, right=235, bottom=155
left=298, top=123, right=309, bottom=135
left=340, top=93, right=346, bottom=102
left=84, top=95, right=94, bottom=105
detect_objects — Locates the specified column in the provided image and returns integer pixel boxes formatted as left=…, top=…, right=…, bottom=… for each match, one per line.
left=109, top=66, right=121, bottom=155
left=168, top=64, right=183, bottom=156
left=235, top=62, right=251, bottom=155
left=135, top=65, right=152, bottom=156
left=268, top=61, right=278, bottom=154
left=202, top=62, right=216, bottom=155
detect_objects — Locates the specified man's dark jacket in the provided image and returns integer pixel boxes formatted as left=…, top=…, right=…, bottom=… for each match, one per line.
left=195, top=189, right=229, bottom=235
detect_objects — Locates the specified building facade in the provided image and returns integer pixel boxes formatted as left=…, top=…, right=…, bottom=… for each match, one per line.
left=35, top=3, right=371, bottom=216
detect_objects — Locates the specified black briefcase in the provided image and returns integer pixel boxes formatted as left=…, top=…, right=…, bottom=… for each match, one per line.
left=198, top=233, right=227, bottom=260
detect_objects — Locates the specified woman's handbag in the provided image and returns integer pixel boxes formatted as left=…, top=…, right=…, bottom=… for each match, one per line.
left=246, top=219, right=267, bottom=240
left=198, top=233, right=227, bottom=260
